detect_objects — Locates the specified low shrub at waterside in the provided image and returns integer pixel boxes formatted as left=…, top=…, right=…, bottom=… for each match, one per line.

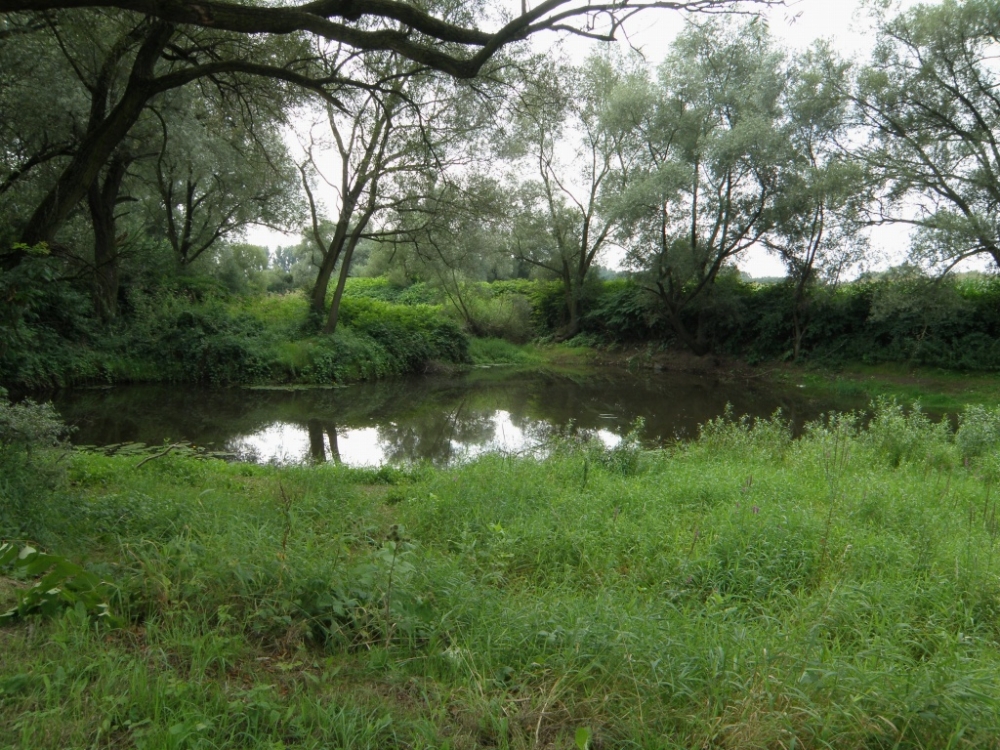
left=336, top=297, right=469, bottom=369
left=0, top=288, right=470, bottom=389
left=0, top=391, right=73, bottom=540
left=473, top=272, right=1000, bottom=370
left=7, top=399, right=1000, bottom=748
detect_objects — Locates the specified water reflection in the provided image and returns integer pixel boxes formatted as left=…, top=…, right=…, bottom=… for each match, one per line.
left=49, top=368, right=850, bottom=467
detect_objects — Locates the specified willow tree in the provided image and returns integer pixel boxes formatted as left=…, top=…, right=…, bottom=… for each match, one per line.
left=764, top=43, right=872, bottom=360
left=0, top=9, right=334, bottom=272
left=509, top=53, right=647, bottom=338
left=854, top=0, right=1000, bottom=275
left=0, top=11, right=307, bottom=318
left=298, top=46, right=492, bottom=335
left=1, top=0, right=777, bottom=275
left=622, top=18, right=788, bottom=355
left=144, top=85, right=301, bottom=269
left=0, top=0, right=779, bottom=79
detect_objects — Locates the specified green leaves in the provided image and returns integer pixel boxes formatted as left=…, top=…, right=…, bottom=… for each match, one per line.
left=857, top=0, right=1000, bottom=272
left=0, top=542, right=119, bottom=625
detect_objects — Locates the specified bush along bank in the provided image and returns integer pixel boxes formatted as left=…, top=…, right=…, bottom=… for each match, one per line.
left=7, top=398, right=1000, bottom=747
left=528, top=271, right=1000, bottom=370
left=13, top=257, right=1000, bottom=390
left=0, top=282, right=469, bottom=389
left=333, top=271, right=1000, bottom=372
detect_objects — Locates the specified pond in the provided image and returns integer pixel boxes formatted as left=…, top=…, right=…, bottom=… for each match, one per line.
left=49, top=367, right=853, bottom=467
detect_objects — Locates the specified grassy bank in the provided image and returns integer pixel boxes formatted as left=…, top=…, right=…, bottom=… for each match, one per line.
left=792, top=362, right=1000, bottom=413
left=5, top=402, right=1000, bottom=748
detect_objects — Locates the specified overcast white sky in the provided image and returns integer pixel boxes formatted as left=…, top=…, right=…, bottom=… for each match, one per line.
left=247, top=0, right=943, bottom=278
left=567, top=0, right=888, bottom=62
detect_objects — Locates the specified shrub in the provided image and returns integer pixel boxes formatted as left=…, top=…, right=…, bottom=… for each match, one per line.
left=0, top=251, right=102, bottom=388
left=132, top=300, right=273, bottom=384
left=467, top=337, right=539, bottom=365
left=697, top=405, right=792, bottom=460
left=581, top=281, right=662, bottom=343
left=342, top=277, right=441, bottom=305
left=446, top=287, right=536, bottom=343
left=338, top=297, right=469, bottom=369
left=956, top=404, right=1000, bottom=460
left=863, top=397, right=953, bottom=468
left=0, top=392, right=72, bottom=538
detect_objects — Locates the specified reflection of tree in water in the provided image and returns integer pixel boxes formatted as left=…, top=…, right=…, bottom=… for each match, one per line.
left=375, top=397, right=507, bottom=465
left=307, top=420, right=342, bottom=464
left=49, top=369, right=848, bottom=465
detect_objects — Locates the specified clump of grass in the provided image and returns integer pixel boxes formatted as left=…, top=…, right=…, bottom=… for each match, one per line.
left=7, top=399, right=1000, bottom=747
left=468, top=337, right=543, bottom=366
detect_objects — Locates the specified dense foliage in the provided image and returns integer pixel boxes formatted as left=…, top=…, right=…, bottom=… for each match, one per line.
left=10, top=263, right=1000, bottom=389
left=498, top=272, right=1000, bottom=372
left=587, top=273, right=1000, bottom=370
left=0, top=259, right=469, bottom=389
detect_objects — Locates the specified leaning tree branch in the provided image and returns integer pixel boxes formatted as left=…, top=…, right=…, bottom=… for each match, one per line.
left=0, top=0, right=779, bottom=78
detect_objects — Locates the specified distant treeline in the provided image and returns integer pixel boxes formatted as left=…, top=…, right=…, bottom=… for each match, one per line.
left=534, top=272, right=1000, bottom=370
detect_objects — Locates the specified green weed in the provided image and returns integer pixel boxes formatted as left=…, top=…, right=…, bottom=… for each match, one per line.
left=5, top=401, right=1000, bottom=747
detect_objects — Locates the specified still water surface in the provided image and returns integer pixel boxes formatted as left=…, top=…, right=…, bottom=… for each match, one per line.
left=51, top=368, right=849, bottom=467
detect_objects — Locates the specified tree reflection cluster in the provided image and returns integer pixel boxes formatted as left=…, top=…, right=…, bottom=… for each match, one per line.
left=52, top=370, right=836, bottom=467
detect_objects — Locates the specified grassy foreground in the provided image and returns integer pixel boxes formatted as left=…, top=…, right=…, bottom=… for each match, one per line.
left=6, top=404, right=1000, bottom=748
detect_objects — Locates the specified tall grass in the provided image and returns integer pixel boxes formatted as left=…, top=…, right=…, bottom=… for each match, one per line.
left=5, top=400, right=1000, bottom=747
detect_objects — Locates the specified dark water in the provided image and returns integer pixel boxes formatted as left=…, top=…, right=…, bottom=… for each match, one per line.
left=48, top=368, right=850, bottom=467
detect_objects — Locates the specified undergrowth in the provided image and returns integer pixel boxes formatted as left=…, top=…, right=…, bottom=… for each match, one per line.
left=1, top=289, right=469, bottom=389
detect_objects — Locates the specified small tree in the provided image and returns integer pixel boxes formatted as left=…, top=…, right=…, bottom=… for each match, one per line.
left=300, top=45, right=496, bottom=334
left=509, top=54, right=646, bottom=338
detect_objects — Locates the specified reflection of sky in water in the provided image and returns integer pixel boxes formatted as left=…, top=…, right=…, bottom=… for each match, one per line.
left=229, top=424, right=383, bottom=466
left=227, top=410, right=623, bottom=467
left=452, top=410, right=621, bottom=461
left=228, top=423, right=307, bottom=464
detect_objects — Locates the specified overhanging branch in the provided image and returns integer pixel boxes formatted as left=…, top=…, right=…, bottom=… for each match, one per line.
left=0, top=0, right=779, bottom=78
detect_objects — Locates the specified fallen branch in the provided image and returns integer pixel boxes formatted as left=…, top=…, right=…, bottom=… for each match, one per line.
left=135, top=443, right=183, bottom=468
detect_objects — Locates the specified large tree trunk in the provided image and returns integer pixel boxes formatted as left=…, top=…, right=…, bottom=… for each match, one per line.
left=322, top=202, right=376, bottom=335
left=323, top=236, right=358, bottom=335
left=309, top=219, right=351, bottom=316
left=18, top=23, right=174, bottom=254
left=87, top=157, right=130, bottom=322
